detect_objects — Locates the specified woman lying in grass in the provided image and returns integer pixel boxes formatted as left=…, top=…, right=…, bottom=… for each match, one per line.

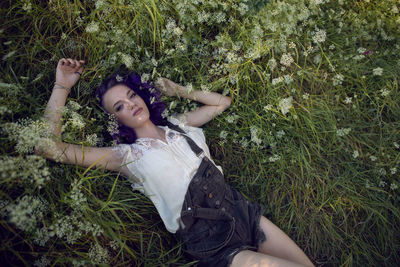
left=36, top=58, right=314, bottom=267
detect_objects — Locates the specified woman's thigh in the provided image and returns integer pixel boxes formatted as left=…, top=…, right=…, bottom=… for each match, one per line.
left=256, top=216, right=314, bottom=266
left=230, top=250, right=306, bottom=267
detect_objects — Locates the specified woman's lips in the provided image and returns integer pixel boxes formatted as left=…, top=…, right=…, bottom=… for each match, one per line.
left=133, top=108, right=142, bottom=116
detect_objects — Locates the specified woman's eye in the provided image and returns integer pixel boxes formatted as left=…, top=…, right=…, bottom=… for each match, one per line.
left=116, top=105, right=122, bottom=112
left=130, top=92, right=136, bottom=98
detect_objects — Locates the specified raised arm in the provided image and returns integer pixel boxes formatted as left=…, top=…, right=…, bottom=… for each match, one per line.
left=34, top=58, right=130, bottom=177
left=155, top=77, right=231, bottom=127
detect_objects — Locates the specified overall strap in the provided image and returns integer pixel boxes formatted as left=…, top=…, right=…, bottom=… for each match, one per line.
left=166, top=121, right=204, bottom=157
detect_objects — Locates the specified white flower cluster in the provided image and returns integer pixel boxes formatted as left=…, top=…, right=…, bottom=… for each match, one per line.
left=336, top=127, right=351, bottom=137
left=269, top=154, right=281, bottom=162
left=85, top=21, right=100, bottom=33
left=225, top=113, right=239, bottom=124
left=120, top=53, right=134, bottom=69
left=85, top=133, right=100, bottom=146
left=380, top=88, right=390, bottom=97
left=68, top=179, right=87, bottom=210
left=278, top=96, right=293, bottom=115
left=2, top=118, right=57, bottom=155
left=89, top=243, right=110, bottom=265
left=219, top=130, right=228, bottom=139
left=62, top=101, right=86, bottom=132
left=5, top=195, right=48, bottom=232
left=0, top=105, right=12, bottom=115
left=0, top=155, right=51, bottom=188
left=312, top=28, right=327, bottom=44
left=34, top=256, right=50, bottom=267
left=51, top=211, right=104, bottom=244
left=280, top=53, right=294, bottom=67
left=332, top=73, right=344, bottom=86
left=373, top=67, right=383, bottom=76
left=268, top=58, right=277, bottom=71
left=250, top=126, right=262, bottom=146
left=107, top=113, right=119, bottom=136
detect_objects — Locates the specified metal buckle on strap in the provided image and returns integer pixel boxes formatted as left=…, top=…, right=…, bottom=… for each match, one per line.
left=197, top=151, right=205, bottom=158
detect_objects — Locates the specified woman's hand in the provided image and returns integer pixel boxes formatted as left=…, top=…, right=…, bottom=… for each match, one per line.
left=55, top=58, right=85, bottom=90
left=155, top=77, right=188, bottom=97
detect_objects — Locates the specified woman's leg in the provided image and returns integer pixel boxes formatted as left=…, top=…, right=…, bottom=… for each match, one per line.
left=256, top=215, right=314, bottom=266
left=230, top=215, right=314, bottom=267
left=230, top=250, right=309, bottom=267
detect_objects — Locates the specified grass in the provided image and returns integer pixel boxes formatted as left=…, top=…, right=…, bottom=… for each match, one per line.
left=1, top=0, right=399, bottom=266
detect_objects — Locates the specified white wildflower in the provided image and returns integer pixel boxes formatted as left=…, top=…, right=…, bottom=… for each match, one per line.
left=264, top=104, right=273, bottom=112
left=357, top=47, right=367, bottom=54
left=109, top=240, right=119, bottom=250
left=313, top=54, right=322, bottom=64
left=390, top=167, right=397, bottom=174
left=312, top=28, right=327, bottom=44
left=302, top=93, right=309, bottom=100
left=85, top=22, right=100, bottom=33
left=390, top=183, right=398, bottom=190
left=95, top=0, right=105, bottom=9
left=344, top=97, right=352, bottom=104
left=201, top=84, right=211, bottom=93
left=332, top=74, right=344, bottom=86
left=276, top=130, right=285, bottom=139
left=336, top=127, right=351, bottom=137
left=269, top=154, right=281, bottom=162
left=225, top=113, right=239, bottom=124
left=278, top=96, right=293, bottom=115
left=283, top=75, right=293, bottom=84
left=120, top=53, right=134, bottom=69
left=250, top=126, right=262, bottom=146
left=280, top=53, right=294, bottom=67
left=6, top=195, right=47, bottom=231
left=380, top=88, right=390, bottom=97
left=34, top=255, right=50, bottom=267
left=369, top=155, right=377, bottom=161
left=373, top=67, right=383, bottom=76
left=378, top=168, right=386, bottom=176
left=352, top=150, right=359, bottom=159
left=219, top=130, right=228, bottom=139
left=89, top=243, right=110, bottom=265
left=379, top=180, right=386, bottom=187
left=107, top=113, right=119, bottom=136
left=22, top=1, right=32, bottom=12
left=239, top=137, right=249, bottom=148
left=2, top=118, right=57, bottom=155
left=0, top=155, right=51, bottom=188
left=268, top=58, right=277, bottom=71
left=272, top=77, right=283, bottom=86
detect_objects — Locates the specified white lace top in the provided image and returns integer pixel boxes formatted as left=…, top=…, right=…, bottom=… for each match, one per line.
left=111, top=115, right=223, bottom=233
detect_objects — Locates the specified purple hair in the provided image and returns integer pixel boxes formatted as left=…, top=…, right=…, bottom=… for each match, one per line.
left=95, top=72, right=166, bottom=144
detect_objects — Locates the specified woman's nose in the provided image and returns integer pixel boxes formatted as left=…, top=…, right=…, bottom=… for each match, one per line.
left=128, top=102, right=136, bottom=110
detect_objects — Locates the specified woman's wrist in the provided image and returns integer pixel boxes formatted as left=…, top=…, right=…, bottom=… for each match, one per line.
left=53, top=82, right=71, bottom=94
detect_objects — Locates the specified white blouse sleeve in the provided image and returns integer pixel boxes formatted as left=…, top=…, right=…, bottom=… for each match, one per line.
left=111, top=144, right=143, bottom=190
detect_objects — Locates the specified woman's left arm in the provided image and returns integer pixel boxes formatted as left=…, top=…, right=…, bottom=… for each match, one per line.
left=155, top=77, right=231, bottom=127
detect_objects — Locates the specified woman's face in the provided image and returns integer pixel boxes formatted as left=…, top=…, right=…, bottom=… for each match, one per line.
left=103, top=84, right=150, bottom=129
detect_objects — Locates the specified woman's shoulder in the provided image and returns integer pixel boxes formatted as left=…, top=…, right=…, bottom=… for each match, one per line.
left=167, top=113, right=206, bottom=142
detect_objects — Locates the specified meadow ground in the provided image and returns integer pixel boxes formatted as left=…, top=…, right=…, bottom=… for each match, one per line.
left=0, top=0, right=399, bottom=266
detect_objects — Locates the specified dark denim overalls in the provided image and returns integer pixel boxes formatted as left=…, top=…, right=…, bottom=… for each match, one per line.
left=166, top=122, right=266, bottom=267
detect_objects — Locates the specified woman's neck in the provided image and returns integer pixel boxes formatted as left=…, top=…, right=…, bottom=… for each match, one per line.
left=134, top=121, right=166, bottom=142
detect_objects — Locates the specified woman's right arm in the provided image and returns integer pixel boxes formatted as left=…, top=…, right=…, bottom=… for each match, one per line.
left=34, top=58, right=128, bottom=175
